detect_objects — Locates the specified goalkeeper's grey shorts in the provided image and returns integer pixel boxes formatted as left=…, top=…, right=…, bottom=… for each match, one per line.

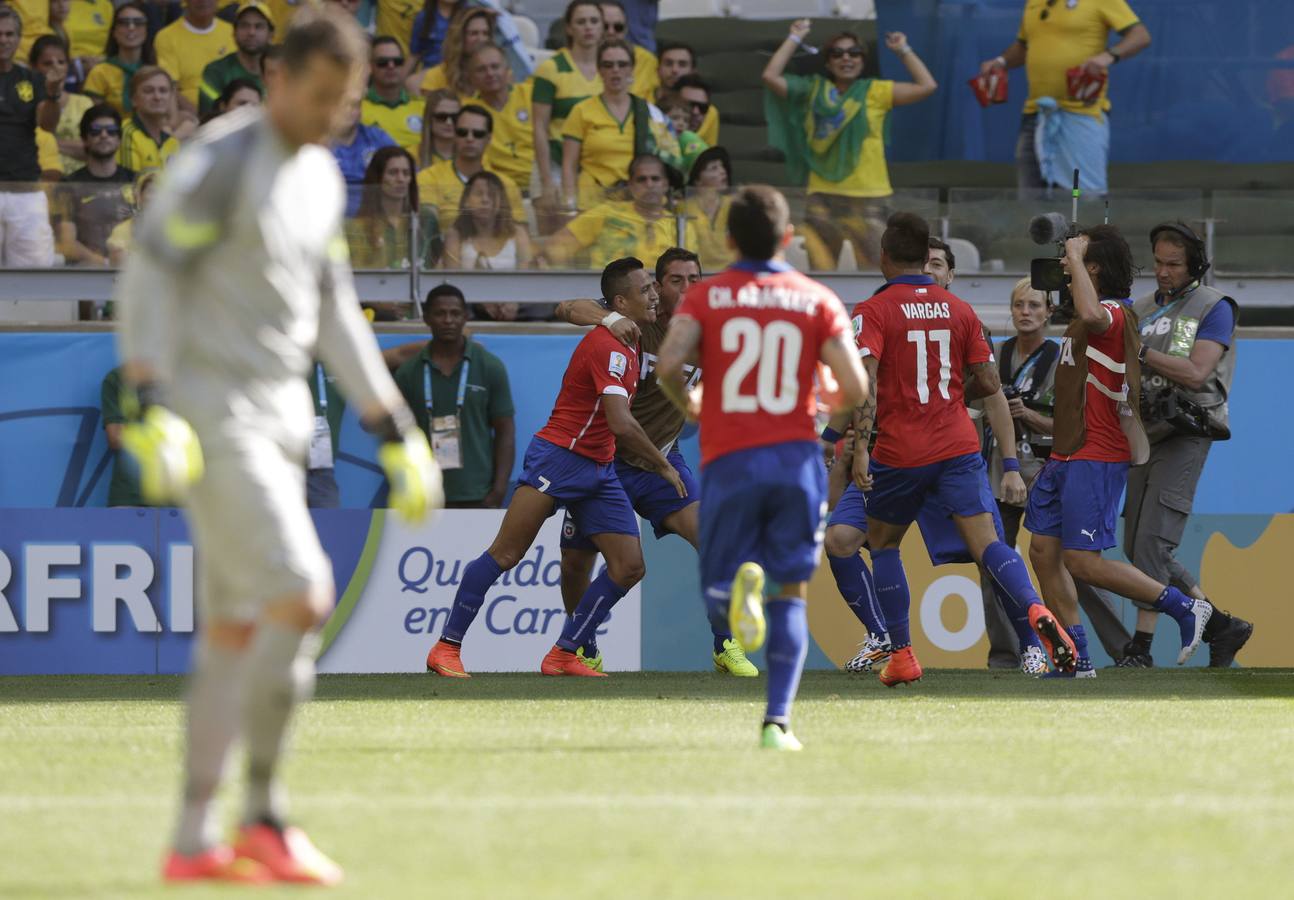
left=184, top=427, right=332, bottom=622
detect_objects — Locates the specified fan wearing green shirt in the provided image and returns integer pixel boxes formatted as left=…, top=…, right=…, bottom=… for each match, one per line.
left=392, top=283, right=516, bottom=508
left=101, top=365, right=149, bottom=506
left=199, top=0, right=272, bottom=118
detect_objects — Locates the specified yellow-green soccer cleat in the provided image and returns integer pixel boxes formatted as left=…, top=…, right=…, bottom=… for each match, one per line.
left=713, top=638, right=759, bottom=676
left=760, top=723, right=803, bottom=752
left=729, top=562, right=767, bottom=653
left=575, top=647, right=604, bottom=672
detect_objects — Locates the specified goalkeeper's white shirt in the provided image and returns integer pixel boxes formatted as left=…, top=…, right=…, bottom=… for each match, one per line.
left=116, top=106, right=400, bottom=453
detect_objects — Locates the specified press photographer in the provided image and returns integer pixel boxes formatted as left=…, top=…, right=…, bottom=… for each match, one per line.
left=1119, top=223, right=1253, bottom=667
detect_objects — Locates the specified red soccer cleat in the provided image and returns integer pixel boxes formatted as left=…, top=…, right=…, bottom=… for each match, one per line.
left=541, top=646, right=609, bottom=677
left=234, top=822, right=344, bottom=886
left=1028, top=603, right=1077, bottom=672
left=426, top=640, right=470, bottom=678
left=161, top=846, right=272, bottom=884
left=878, top=646, right=923, bottom=687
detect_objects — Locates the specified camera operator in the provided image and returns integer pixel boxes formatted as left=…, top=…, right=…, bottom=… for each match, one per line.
left=1118, top=223, right=1253, bottom=667
left=992, top=278, right=1131, bottom=662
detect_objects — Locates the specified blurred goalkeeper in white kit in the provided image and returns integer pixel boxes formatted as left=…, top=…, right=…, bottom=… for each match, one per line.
left=114, top=6, right=442, bottom=886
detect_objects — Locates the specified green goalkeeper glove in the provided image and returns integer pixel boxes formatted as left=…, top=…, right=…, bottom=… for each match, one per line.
left=372, top=407, right=443, bottom=523
left=119, top=383, right=204, bottom=505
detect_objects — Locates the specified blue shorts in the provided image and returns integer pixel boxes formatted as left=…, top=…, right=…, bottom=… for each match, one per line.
left=1024, top=457, right=1128, bottom=551
left=699, top=441, right=827, bottom=591
left=561, top=450, right=699, bottom=550
left=517, top=437, right=639, bottom=539
left=867, top=452, right=998, bottom=528
left=915, top=496, right=1006, bottom=566
left=827, top=482, right=869, bottom=532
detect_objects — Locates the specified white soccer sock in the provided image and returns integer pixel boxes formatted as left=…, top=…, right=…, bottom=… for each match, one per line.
left=173, top=640, right=244, bottom=856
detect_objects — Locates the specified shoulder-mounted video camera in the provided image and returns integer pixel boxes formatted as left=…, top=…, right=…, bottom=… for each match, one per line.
left=1140, top=388, right=1231, bottom=441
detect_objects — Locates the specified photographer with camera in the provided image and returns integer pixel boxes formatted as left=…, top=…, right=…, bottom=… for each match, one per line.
left=1024, top=224, right=1222, bottom=676
left=1118, top=223, right=1253, bottom=667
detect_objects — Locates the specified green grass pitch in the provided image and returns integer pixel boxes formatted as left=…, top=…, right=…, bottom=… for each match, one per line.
left=3, top=670, right=1292, bottom=898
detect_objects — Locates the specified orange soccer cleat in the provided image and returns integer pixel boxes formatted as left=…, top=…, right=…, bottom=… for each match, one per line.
left=426, top=640, right=470, bottom=678
left=1027, top=603, right=1077, bottom=673
left=541, top=646, right=609, bottom=677
left=878, top=646, right=923, bottom=687
left=161, top=846, right=272, bottom=884
left=233, top=822, right=344, bottom=887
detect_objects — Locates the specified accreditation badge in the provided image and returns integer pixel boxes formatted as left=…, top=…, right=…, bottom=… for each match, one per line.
left=1169, top=317, right=1199, bottom=357
left=308, top=415, right=334, bottom=470
left=431, top=415, right=463, bottom=469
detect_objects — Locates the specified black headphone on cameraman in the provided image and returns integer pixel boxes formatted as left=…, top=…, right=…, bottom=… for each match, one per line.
left=1149, top=221, right=1210, bottom=280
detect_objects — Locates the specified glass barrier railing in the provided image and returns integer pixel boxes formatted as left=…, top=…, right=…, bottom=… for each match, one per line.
left=1210, top=191, right=1294, bottom=275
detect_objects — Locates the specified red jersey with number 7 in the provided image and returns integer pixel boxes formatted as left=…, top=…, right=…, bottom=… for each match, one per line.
left=536, top=326, right=640, bottom=463
left=675, top=262, right=851, bottom=467
left=855, top=275, right=992, bottom=467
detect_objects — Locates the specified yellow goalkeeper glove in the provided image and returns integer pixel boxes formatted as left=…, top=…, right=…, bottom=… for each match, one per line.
left=119, top=385, right=204, bottom=505
left=374, top=409, right=443, bottom=523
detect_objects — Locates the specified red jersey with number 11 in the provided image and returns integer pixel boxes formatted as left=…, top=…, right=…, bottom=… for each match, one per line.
left=855, top=275, right=991, bottom=467
left=676, top=263, right=851, bottom=467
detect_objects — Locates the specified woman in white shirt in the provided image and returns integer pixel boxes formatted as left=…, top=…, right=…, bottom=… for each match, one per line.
left=441, top=170, right=533, bottom=269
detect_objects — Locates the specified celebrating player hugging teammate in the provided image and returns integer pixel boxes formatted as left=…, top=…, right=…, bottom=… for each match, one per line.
left=552, top=248, right=758, bottom=676
left=426, top=257, right=683, bottom=678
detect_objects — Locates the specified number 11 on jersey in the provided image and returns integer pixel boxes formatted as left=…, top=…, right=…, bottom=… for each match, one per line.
left=906, top=328, right=951, bottom=405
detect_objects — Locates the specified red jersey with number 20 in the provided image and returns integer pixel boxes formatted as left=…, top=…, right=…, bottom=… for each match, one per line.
left=536, top=326, right=639, bottom=463
left=676, top=263, right=851, bottom=467
left=856, top=276, right=992, bottom=467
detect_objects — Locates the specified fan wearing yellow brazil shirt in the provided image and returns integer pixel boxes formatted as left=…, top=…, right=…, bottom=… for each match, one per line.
left=417, top=87, right=459, bottom=168
left=414, top=5, right=492, bottom=99
left=63, top=0, right=113, bottom=72
left=83, top=2, right=153, bottom=116
left=541, top=154, right=693, bottom=270
left=116, top=66, right=179, bottom=172
left=531, top=0, right=603, bottom=204
left=154, top=0, right=234, bottom=112
left=363, top=36, right=424, bottom=152
left=416, top=104, right=525, bottom=234
left=596, top=0, right=656, bottom=101
left=10, top=0, right=52, bottom=61
left=465, top=44, right=532, bottom=194
left=683, top=145, right=734, bottom=273
left=375, top=0, right=424, bottom=55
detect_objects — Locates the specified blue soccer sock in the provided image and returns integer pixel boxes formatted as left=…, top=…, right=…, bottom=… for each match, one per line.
left=441, top=551, right=504, bottom=644
left=557, top=569, right=628, bottom=652
left=579, top=633, right=600, bottom=659
left=981, top=541, right=1044, bottom=612
left=1152, top=585, right=1192, bottom=620
left=764, top=598, right=808, bottom=726
left=991, top=582, right=1042, bottom=653
left=869, top=549, right=911, bottom=649
left=1067, top=624, right=1094, bottom=672
left=828, top=553, right=888, bottom=638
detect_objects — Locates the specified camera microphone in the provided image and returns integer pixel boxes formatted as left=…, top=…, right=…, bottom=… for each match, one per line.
left=1028, top=212, right=1069, bottom=246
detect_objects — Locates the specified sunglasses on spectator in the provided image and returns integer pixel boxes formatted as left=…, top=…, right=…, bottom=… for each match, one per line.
left=116, top=16, right=147, bottom=27
left=1040, top=0, right=1059, bottom=19
left=456, top=127, right=489, bottom=138
left=432, top=111, right=457, bottom=122
left=828, top=46, right=864, bottom=60
left=688, top=100, right=709, bottom=114
left=599, top=59, right=632, bottom=69
left=374, top=56, right=405, bottom=68
left=87, top=124, right=121, bottom=136
left=605, top=21, right=626, bottom=33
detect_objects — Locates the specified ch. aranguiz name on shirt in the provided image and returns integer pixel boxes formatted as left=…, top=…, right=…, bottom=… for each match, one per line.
left=706, top=283, right=825, bottom=315
left=901, top=301, right=952, bottom=320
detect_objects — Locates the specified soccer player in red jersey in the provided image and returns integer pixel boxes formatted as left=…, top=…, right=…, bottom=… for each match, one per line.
left=849, top=212, right=1075, bottom=684
left=657, top=186, right=869, bottom=750
left=425, top=258, right=686, bottom=678
left=1024, top=228, right=1216, bottom=674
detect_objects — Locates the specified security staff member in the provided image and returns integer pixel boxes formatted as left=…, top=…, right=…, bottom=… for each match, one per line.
left=1120, top=223, right=1253, bottom=667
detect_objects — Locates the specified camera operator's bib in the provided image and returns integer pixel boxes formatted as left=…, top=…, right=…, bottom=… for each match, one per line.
left=1133, top=283, right=1238, bottom=444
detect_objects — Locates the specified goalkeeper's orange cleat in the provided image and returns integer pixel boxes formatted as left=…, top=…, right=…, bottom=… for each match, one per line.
left=1028, top=603, right=1077, bottom=672
left=233, top=823, right=343, bottom=886
left=161, top=846, right=272, bottom=884
left=541, top=646, right=608, bottom=677
left=426, top=640, right=470, bottom=678
left=878, top=646, right=923, bottom=687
